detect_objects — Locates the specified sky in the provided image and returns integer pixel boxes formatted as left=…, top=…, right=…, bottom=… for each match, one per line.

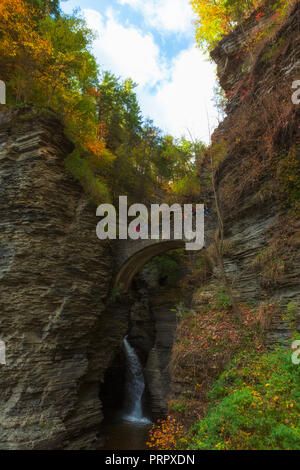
left=61, top=0, right=218, bottom=142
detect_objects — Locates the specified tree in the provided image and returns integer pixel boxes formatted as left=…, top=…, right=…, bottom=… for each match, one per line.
left=0, top=0, right=52, bottom=101
left=0, top=0, right=199, bottom=205
left=190, top=0, right=265, bottom=51
left=96, top=72, right=142, bottom=152
left=37, top=12, right=106, bottom=159
left=25, top=0, right=60, bottom=16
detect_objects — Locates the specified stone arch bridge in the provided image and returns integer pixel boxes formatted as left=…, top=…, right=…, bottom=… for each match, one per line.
left=112, top=213, right=217, bottom=293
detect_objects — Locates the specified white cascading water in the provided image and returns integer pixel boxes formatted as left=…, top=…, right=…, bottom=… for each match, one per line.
left=123, top=336, right=150, bottom=424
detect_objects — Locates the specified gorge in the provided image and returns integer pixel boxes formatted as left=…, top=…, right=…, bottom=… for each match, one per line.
left=0, top=0, right=299, bottom=451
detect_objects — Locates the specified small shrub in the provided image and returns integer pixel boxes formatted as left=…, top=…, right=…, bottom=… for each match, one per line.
left=65, top=151, right=111, bottom=205
left=169, top=399, right=188, bottom=414
left=256, top=301, right=278, bottom=331
left=172, top=303, right=191, bottom=320
left=282, top=301, right=299, bottom=333
left=251, top=246, right=285, bottom=288
left=215, top=287, right=231, bottom=310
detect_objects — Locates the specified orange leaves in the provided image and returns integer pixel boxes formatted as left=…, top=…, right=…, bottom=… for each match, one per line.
left=147, top=417, right=185, bottom=450
left=0, top=0, right=28, bottom=19
left=0, top=0, right=52, bottom=101
left=87, top=87, right=101, bottom=98
left=0, top=0, right=51, bottom=58
left=84, top=139, right=105, bottom=157
left=255, top=11, right=265, bottom=21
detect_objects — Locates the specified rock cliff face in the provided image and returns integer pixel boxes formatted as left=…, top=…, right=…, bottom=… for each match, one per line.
left=144, top=288, right=179, bottom=418
left=0, top=108, right=192, bottom=448
left=0, top=109, right=128, bottom=449
left=209, top=1, right=300, bottom=343
left=126, top=278, right=180, bottom=419
left=169, top=1, right=299, bottom=420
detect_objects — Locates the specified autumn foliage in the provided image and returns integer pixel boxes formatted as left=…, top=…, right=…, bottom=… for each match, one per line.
left=0, top=0, right=52, bottom=101
left=190, top=0, right=292, bottom=51
left=0, top=0, right=114, bottom=201
left=190, top=0, right=265, bottom=50
left=0, top=0, right=201, bottom=204
left=147, top=417, right=185, bottom=450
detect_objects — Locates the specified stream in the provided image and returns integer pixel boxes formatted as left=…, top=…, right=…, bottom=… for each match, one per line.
left=99, top=336, right=152, bottom=450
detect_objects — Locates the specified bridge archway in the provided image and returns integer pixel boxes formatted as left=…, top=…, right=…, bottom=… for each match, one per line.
left=114, top=240, right=185, bottom=293
left=113, top=209, right=216, bottom=293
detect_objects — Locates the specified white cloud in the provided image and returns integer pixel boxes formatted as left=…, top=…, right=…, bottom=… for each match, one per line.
left=82, top=7, right=217, bottom=141
left=118, top=0, right=195, bottom=35
left=84, top=8, right=165, bottom=87
left=140, top=46, right=217, bottom=141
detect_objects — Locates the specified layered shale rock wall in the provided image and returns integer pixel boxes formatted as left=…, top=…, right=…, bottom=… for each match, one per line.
left=126, top=278, right=179, bottom=419
left=169, top=2, right=300, bottom=419
left=0, top=109, right=128, bottom=449
left=209, top=1, right=300, bottom=343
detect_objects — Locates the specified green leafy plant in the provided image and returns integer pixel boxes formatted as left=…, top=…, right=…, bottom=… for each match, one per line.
left=215, top=287, right=231, bottom=310
left=185, top=348, right=300, bottom=450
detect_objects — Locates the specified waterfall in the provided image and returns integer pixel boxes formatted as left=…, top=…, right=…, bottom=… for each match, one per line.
left=122, top=336, right=150, bottom=424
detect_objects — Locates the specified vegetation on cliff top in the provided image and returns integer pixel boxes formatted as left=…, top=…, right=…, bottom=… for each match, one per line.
left=191, top=0, right=292, bottom=51
left=0, top=0, right=201, bottom=204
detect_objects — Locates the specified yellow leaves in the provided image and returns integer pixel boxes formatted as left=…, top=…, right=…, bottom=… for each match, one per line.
left=0, top=0, right=52, bottom=78
left=286, top=402, right=294, bottom=409
left=0, top=0, right=29, bottom=19
left=147, top=417, right=185, bottom=450
left=191, top=0, right=233, bottom=50
left=190, top=0, right=266, bottom=51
